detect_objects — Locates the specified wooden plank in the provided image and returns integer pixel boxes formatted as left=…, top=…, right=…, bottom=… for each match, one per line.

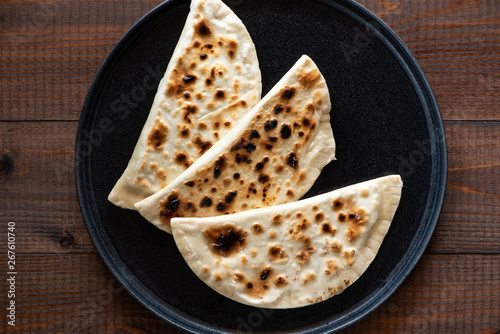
left=0, top=122, right=94, bottom=253
left=358, top=0, right=500, bottom=121
left=341, top=254, right=500, bottom=334
left=0, top=0, right=498, bottom=121
left=2, top=253, right=498, bottom=333
left=4, top=253, right=186, bottom=333
left=0, top=0, right=160, bottom=121
left=426, top=121, right=500, bottom=253
left=1, top=121, right=498, bottom=254
left=0, top=120, right=88, bottom=252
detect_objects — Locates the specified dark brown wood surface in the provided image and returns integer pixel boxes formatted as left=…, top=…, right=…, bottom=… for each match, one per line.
left=1, top=0, right=498, bottom=333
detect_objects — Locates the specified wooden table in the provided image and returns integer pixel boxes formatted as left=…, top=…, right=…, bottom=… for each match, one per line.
left=1, top=0, right=498, bottom=332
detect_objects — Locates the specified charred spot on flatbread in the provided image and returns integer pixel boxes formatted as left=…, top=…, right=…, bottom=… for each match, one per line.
left=280, top=86, right=296, bottom=100
left=182, top=104, right=198, bottom=124
left=285, top=152, right=298, bottom=169
left=320, top=223, right=336, bottom=235
left=298, top=68, right=321, bottom=88
left=159, top=192, right=181, bottom=222
left=147, top=120, right=168, bottom=150
left=192, top=135, right=213, bottom=154
left=203, top=225, right=248, bottom=257
left=226, top=40, right=238, bottom=59
left=252, top=223, right=264, bottom=234
left=174, top=151, right=191, bottom=168
left=195, top=19, right=212, bottom=37
left=214, top=89, right=225, bottom=100
left=345, top=209, right=368, bottom=242
left=259, top=266, right=272, bottom=280
left=314, top=211, right=325, bottom=222
left=280, top=124, right=292, bottom=139
left=273, top=275, right=288, bottom=287
left=268, top=245, right=287, bottom=262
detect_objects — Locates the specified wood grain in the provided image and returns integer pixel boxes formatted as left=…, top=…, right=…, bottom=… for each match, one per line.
left=0, top=122, right=92, bottom=253
left=0, top=0, right=498, bottom=121
left=0, top=0, right=498, bottom=333
left=0, top=0, right=160, bottom=121
left=427, top=122, right=500, bottom=254
left=359, top=0, right=500, bottom=121
left=2, top=253, right=498, bottom=333
left=343, top=253, right=500, bottom=334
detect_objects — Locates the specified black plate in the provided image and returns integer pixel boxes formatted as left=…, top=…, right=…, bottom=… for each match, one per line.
left=76, top=0, right=446, bottom=332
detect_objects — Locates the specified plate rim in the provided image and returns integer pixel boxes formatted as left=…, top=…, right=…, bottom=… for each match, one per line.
left=75, top=0, right=447, bottom=332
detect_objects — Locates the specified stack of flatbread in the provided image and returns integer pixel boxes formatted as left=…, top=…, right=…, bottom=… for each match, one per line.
left=109, top=0, right=262, bottom=209
left=108, top=0, right=403, bottom=309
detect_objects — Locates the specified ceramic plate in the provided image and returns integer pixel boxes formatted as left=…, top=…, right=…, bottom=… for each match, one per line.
left=76, top=0, right=446, bottom=332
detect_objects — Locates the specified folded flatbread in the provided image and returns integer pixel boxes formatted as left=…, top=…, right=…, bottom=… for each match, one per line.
left=171, top=175, right=403, bottom=308
left=109, top=0, right=262, bottom=209
left=135, top=55, right=336, bottom=233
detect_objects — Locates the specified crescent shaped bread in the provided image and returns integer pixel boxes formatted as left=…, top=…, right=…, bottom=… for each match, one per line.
left=109, top=0, right=262, bottom=209
left=171, top=175, right=403, bottom=308
left=135, top=55, right=336, bottom=233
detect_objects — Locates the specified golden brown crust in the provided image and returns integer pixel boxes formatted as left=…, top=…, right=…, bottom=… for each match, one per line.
left=171, top=175, right=403, bottom=309
left=138, top=56, right=335, bottom=232
left=108, top=0, right=261, bottom=209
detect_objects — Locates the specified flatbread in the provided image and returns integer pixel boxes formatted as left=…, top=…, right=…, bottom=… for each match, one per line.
left=171, top=175, right=403, bottom=308
left=109, top=0, right=262, bottom=209
left=135, top=55, right=336, bottom=233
